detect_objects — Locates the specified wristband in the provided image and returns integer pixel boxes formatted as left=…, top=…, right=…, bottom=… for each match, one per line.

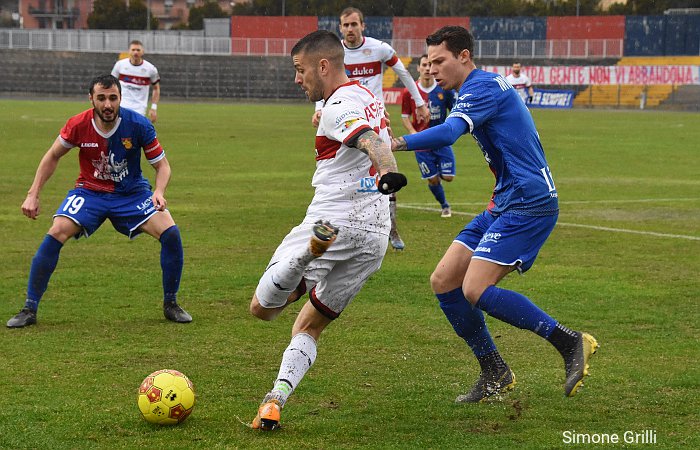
left=150, top=104, right=157, bottom=111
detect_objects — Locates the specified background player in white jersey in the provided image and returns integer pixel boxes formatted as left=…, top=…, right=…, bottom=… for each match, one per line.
left=249, top=30, right=407, bottom=431
left=312, top=7, right=428, bottom=251
left=111, top=40, right=161, bottom=122
left=505, top=62, right=534, bottom=105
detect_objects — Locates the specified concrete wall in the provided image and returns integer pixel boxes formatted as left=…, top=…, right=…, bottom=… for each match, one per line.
left=0, top=49, right=305, bottom=100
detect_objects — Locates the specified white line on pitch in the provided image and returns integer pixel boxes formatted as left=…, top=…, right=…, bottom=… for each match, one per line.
left=398, top=204, right=700, bottom=241
left=402, top=198, right=699, bottom=207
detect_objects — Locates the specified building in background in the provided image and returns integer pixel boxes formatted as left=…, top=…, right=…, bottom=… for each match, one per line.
left=14, top=0, right=237, bottom=29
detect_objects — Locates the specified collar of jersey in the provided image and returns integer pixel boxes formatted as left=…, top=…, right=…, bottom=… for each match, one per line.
left=91, top=115, right=122, bottom=139
left=343, top=36, right=366, bottom=50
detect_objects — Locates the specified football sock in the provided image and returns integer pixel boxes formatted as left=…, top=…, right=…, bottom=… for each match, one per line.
left=428, top=183, right=448, bottom=209
left=389, top=193, right=397, bottom=231
left=476, top=285, right=556, bottom=339
left=437, top=287, right=497, bottom=357
left=477, top=350, right=510, bottom=375
left=547, top=323, right=580, bottom=358
left=160, top=225, right=183, bottom=304
left=270, top=332, right=317, bottom=407
left=25, top=234, right=63, bottom=311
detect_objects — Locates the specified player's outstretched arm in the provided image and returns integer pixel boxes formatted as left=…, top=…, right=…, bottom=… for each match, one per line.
left=22, top=137, right=71, bottom=220
left=150, top=157, right=172, bottom=211
left=354, top=130, right=407, bottom=194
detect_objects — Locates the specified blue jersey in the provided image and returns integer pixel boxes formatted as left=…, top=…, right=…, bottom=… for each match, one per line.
left=449, top=69, right=558, bottom=216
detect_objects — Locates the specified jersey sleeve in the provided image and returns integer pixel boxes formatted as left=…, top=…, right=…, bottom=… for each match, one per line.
left=448, top=84, right=498, bottom=133
left=110, top=61, right=120, bottom=78
left=140, top=121, right=165, bottom=164
left=59, top=117, right=81, bottom=148
left=150, top=65, right=161, bottom=84
left=320, top=97, right=372, bottom=145
left=378, top=41, right=398, bottom=65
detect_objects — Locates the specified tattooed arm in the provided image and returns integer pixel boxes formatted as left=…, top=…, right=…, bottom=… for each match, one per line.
left=352, top=129, right=398, bottom=176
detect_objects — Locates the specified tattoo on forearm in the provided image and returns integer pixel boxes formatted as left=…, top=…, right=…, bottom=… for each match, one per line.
left=356, top=132, right=398, bottom=174
left=392, top=137, right=408, bottom=151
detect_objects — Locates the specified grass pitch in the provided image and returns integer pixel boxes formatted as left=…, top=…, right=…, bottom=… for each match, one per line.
left=0, top=99, right=698, bottom=449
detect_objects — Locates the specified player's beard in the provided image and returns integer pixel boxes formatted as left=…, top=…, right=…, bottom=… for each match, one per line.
left=513, top=70, right=520, bottom=76
left=94, top=104, right=119, bottom=123
left=305, top=73, right=324, bottom=103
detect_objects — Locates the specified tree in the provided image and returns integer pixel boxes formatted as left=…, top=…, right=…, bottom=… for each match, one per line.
left=188, top=1, right=229, bottom=30
left=87, top=0, right=158, bottom=30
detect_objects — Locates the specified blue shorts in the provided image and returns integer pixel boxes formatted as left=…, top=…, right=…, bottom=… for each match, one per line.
left=455, top=211, right=558, bottom=273
left=415, top=146, right=456, bottom=180
left=54, top=188, right=157, bottom=239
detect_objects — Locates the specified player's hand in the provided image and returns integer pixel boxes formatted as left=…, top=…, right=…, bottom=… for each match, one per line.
left=377, top=172, right=407, bottom=195
left=383, top=109, right=393, bottom=138
left=391, top=137, right=407, bottom=152
left=21, top=194, right=40, bottom=220
left=526, top=95, right=533, bottom=104
left=149, top=109, right=158, bottom=123
left=152, top=192, right=167, bottom=211
left=311, top=110, right=321, bottom=128
left=416, top=104, right=430, bottom=124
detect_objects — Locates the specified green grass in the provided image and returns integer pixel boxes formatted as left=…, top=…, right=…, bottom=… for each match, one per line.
left=0, top=99, right=698, bottom=449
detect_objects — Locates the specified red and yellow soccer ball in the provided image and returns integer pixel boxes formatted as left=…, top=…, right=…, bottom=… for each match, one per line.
left=137, top=369, right=195, bottom=425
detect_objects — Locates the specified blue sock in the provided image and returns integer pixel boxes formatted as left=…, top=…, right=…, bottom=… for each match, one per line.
left=437, top=287, right=497, bottom=357
left=26, top=234, right=64, bottom=311
left=428, top=183, right=448, bottom=209
left=160, top=225, right=183, bottom=304
left=476, top=285, right=557, bottom=339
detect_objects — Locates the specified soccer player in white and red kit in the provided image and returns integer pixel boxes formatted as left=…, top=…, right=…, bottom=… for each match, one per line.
left=505, top=62, right=534, bottom=105
left=312, top=7, right=429, bottom=250
left=249, top=30, right=407, bottom=431
left=111, top=40, right=161, bottom=122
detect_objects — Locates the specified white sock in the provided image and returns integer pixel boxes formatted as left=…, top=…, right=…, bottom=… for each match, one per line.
left=389, top=193, right=397, bottom=232
left=267, top=333, right=317, bottom=407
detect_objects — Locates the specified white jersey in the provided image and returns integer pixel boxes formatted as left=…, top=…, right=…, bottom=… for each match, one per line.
left=306, top=80, right=390, bottom=235
left=111, top=58, right=160, bottom=115
left=505, top=73, right=532, bottom=103
left=315, top=36, right=424, bottom=110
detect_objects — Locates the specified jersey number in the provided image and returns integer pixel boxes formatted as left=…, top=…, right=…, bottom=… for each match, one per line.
left=540, top=166, right=556, bottom=192
left=63, top=194, right=85, bottom=214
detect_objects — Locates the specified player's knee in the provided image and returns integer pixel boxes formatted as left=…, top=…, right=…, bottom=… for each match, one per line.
left=462, top=280, right=486, bottom=305
left=250, top=296, right=279, bottom=321
left=430, top=269, right=454, bottom=294
left=441, top=175, right=454, bottom=182
left=427, top=176, right=440, bottom=186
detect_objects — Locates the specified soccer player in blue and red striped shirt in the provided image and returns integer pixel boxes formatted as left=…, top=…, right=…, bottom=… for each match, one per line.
left=7, top=74, right=191, bottom=328
left=392, top=26, right=598, bottom=402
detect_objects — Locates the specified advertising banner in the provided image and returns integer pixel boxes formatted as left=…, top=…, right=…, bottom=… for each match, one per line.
left=482, top=65, right=700, bottom=85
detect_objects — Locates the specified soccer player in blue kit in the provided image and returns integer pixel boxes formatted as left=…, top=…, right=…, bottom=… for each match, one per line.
left=392, top=26, right=598, bottom=402
left=400, top=54, right=457, bottom=218
left=7, top=74, right=191, bottom=328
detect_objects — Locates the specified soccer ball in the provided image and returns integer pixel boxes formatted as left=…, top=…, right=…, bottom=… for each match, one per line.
left=137, top=369, right=195, bottom=425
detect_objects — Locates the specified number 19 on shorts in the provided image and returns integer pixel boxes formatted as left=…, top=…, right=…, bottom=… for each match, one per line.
left=63, top=194, right=85, bottom=214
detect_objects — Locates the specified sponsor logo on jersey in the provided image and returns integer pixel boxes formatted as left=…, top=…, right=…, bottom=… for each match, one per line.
left=362, top=49, right=372, bottom=56
left=357, top=175, right=379, bottom=193
left=437, top=93, right=444, bottom=100
left=81, top=142, right=99, bottom=148
left=475, top=246, right=491, bottom=253
left=344, top=118, right=362, bottom=129
left=345, top=61, right=382, bottom=78
left=121, top=138, right=133, bottom=150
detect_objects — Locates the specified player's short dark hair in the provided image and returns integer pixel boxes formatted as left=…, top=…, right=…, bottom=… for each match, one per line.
left=420, top=53, right=429, bottom=61
left=340, top=7, right=363, bottom=23
left=291, top=30, right=344, bottom=67
left=426, top=26, right=474, bottom=59
left=89, top=74, right=121, bottom=95
left=129, top=40, right=143, bottom=47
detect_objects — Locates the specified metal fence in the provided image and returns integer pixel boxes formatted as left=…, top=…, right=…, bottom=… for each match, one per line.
left=0, top=29, right=622, bottom=59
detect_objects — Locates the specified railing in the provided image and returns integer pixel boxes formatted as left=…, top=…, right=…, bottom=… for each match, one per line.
left=0, top=29, right=624, bottom=59
left=0, top=29, right=231, bottom=55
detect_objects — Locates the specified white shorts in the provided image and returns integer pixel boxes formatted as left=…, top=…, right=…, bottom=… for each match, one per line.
left=264, top=222, right=388, bottom=319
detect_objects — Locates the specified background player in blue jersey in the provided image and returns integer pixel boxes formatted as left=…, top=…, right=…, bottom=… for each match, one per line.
left=400, top=54, right=457, bottom=218
left=7, top=74, right=191, bottom=328
left=392, top=26, right=598, bottom=402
